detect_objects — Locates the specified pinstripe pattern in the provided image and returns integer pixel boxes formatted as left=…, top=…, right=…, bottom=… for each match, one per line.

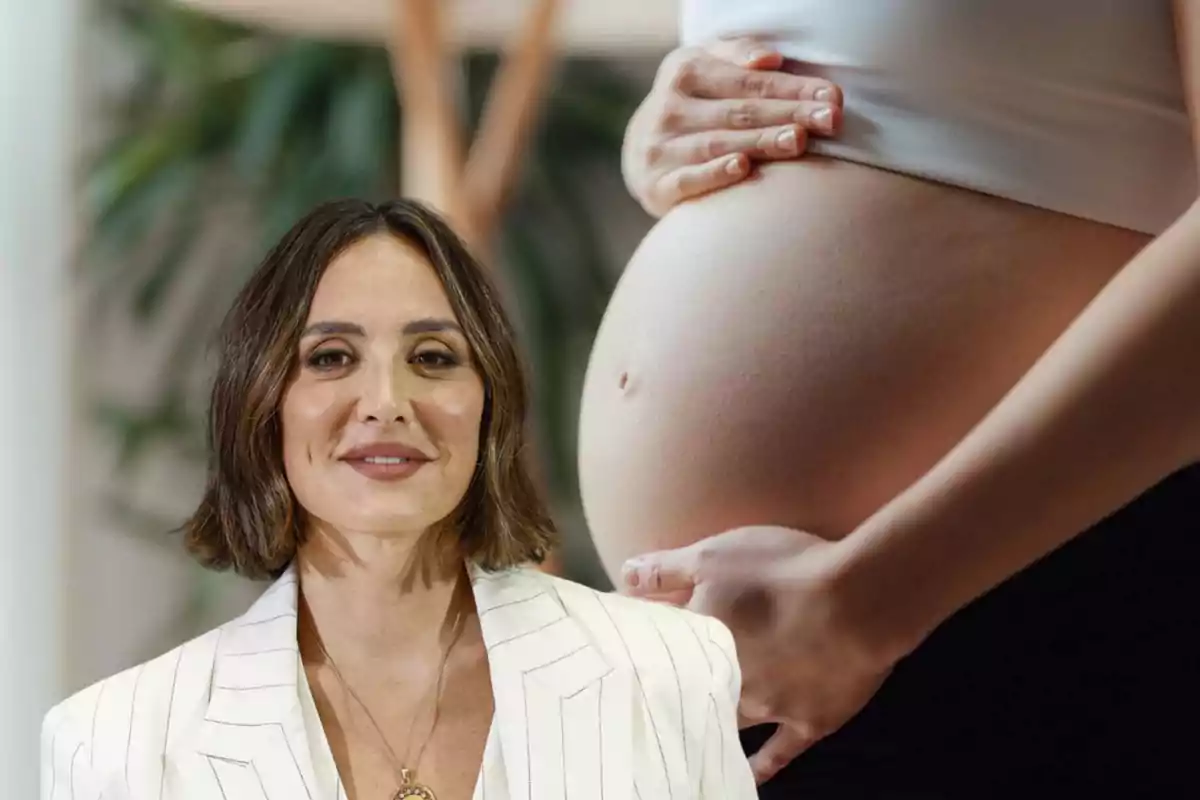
left=40, top=563, right=756, bottom=799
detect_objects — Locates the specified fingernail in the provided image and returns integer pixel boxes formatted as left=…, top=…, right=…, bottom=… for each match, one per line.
left=809, top=106, right=834, bottom=129
left=814, top=86, right=836, bottom=102
left=746, top=48, right=776, bottom=64
left=621, top=562, right=641, bottom=587
left=725, top=154, right=745, bottom=175
left=776, top=127, right=798, bottom=154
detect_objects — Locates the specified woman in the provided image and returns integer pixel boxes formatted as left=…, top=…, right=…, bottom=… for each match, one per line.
left=580, top=1, right=1200, bottom=795
left=40, top=199, right=755, bottom=800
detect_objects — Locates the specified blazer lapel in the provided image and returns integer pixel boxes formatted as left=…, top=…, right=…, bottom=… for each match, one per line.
left=471, top=564, right=633, bottom=800
left=171, top=565, right=321, bottom=800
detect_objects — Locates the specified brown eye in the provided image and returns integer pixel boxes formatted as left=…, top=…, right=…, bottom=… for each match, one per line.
left=412, top=349, right=458, bottom=369
left=307, top=349, right=354, bottom=370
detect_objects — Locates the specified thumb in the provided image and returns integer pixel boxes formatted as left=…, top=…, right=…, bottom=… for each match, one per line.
left=619, top=547, right=701, bottom=597
left=707, top=36, right=785, bottom=70
left=748, top=724, right=815, bottom=785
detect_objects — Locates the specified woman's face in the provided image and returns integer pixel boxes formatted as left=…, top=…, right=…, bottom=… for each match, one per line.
left=281, top=233, right=485, bottom=539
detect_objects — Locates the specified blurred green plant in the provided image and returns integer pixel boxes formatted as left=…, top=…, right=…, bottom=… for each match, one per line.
left=85, top=0, right=641, bottom=515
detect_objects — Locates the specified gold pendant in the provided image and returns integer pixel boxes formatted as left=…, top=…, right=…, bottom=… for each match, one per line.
left=393, top=768, right=437, bottom=800
left=393, top=786, right=435, bottom=800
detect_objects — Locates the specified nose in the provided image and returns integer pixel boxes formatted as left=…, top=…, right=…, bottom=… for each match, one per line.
left=357, top=359, right=415, bottom=424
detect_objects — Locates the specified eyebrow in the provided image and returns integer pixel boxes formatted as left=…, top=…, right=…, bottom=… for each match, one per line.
left=301, top=317, right=464, bottom=338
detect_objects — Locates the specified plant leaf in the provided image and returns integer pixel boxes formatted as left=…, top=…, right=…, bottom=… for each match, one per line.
left=326, top=54, right=398, bottom=188
left=233, top=41, right=338, bottom=181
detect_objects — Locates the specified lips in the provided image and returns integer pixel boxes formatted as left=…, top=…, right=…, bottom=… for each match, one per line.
left=339, top=442, right=432, bottom=481
left=340, top=442, right=432, bottom=462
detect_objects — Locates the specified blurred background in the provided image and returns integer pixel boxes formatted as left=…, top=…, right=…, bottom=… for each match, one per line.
left=1, top=0, right=677, bottom=793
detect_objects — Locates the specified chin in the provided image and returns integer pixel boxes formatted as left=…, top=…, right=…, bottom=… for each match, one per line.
left=361, top=516, right=437, bottom=537
left=330, top=506, right=435, bottom=535
left=296, top=476, right=466, bottom=541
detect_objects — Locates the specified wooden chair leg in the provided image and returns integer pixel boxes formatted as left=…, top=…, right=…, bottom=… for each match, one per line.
left=389, top=0, right=468, bottom=227
left=461, top=0, right=562, bottom=245
left=467, top=0, right=565, bottom=576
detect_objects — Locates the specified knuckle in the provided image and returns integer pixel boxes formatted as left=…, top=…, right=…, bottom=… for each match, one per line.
left=736, top=72, right=773, bottom=98
left=726, top=101, right=758, bottom=128
left=699, top=136, right=732, bottom=161
left=669, top=60, right=699, bottom=93
left=643, top=142, right=667, bottom=168
left=657, top=47, right=702, bottom=91
left=657, top=98, right=687, bottom=132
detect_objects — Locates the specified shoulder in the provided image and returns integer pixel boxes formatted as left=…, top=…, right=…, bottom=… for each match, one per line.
left=542, top=571, right=742, bottom=705
left=41, top=626, right=224, bottom=792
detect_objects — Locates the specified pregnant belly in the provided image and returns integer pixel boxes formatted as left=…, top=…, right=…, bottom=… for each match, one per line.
left=578, top=158, right=1148, bottom=582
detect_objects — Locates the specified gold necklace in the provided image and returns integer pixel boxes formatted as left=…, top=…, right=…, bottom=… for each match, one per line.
left=308, top=613, right=466, bottom=800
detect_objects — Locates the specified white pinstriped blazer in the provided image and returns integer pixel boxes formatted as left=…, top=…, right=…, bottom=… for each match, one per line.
left=41, top=562, right=757, bottom=800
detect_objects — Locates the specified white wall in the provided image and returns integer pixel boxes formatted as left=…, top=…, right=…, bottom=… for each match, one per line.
left=0, top=1, right=78, bottom=794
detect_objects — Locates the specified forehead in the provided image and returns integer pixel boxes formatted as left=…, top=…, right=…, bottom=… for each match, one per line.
left=307, top=233, right=456, bottom=320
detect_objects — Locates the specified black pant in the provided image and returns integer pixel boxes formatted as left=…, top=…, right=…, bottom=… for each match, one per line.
left=746, top=464, right=1200, bottom=798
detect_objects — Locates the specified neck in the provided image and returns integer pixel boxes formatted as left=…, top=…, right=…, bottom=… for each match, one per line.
left=295, top=521, right=475, bottom=666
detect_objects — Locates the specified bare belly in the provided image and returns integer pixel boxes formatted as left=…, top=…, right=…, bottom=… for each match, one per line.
left=578, top=158, right=1148, bottom=582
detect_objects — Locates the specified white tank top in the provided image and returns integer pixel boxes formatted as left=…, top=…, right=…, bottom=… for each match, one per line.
left=681, top=0, right=1197, bottom=234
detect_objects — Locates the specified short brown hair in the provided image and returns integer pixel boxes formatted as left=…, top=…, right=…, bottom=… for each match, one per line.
left=183, top=198, right=556, bottom=579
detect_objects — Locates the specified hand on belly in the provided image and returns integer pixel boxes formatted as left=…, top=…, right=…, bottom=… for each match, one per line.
left=577, top=160, right=1140, bottom=581
left=619, top=524, right=897, bottom=785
